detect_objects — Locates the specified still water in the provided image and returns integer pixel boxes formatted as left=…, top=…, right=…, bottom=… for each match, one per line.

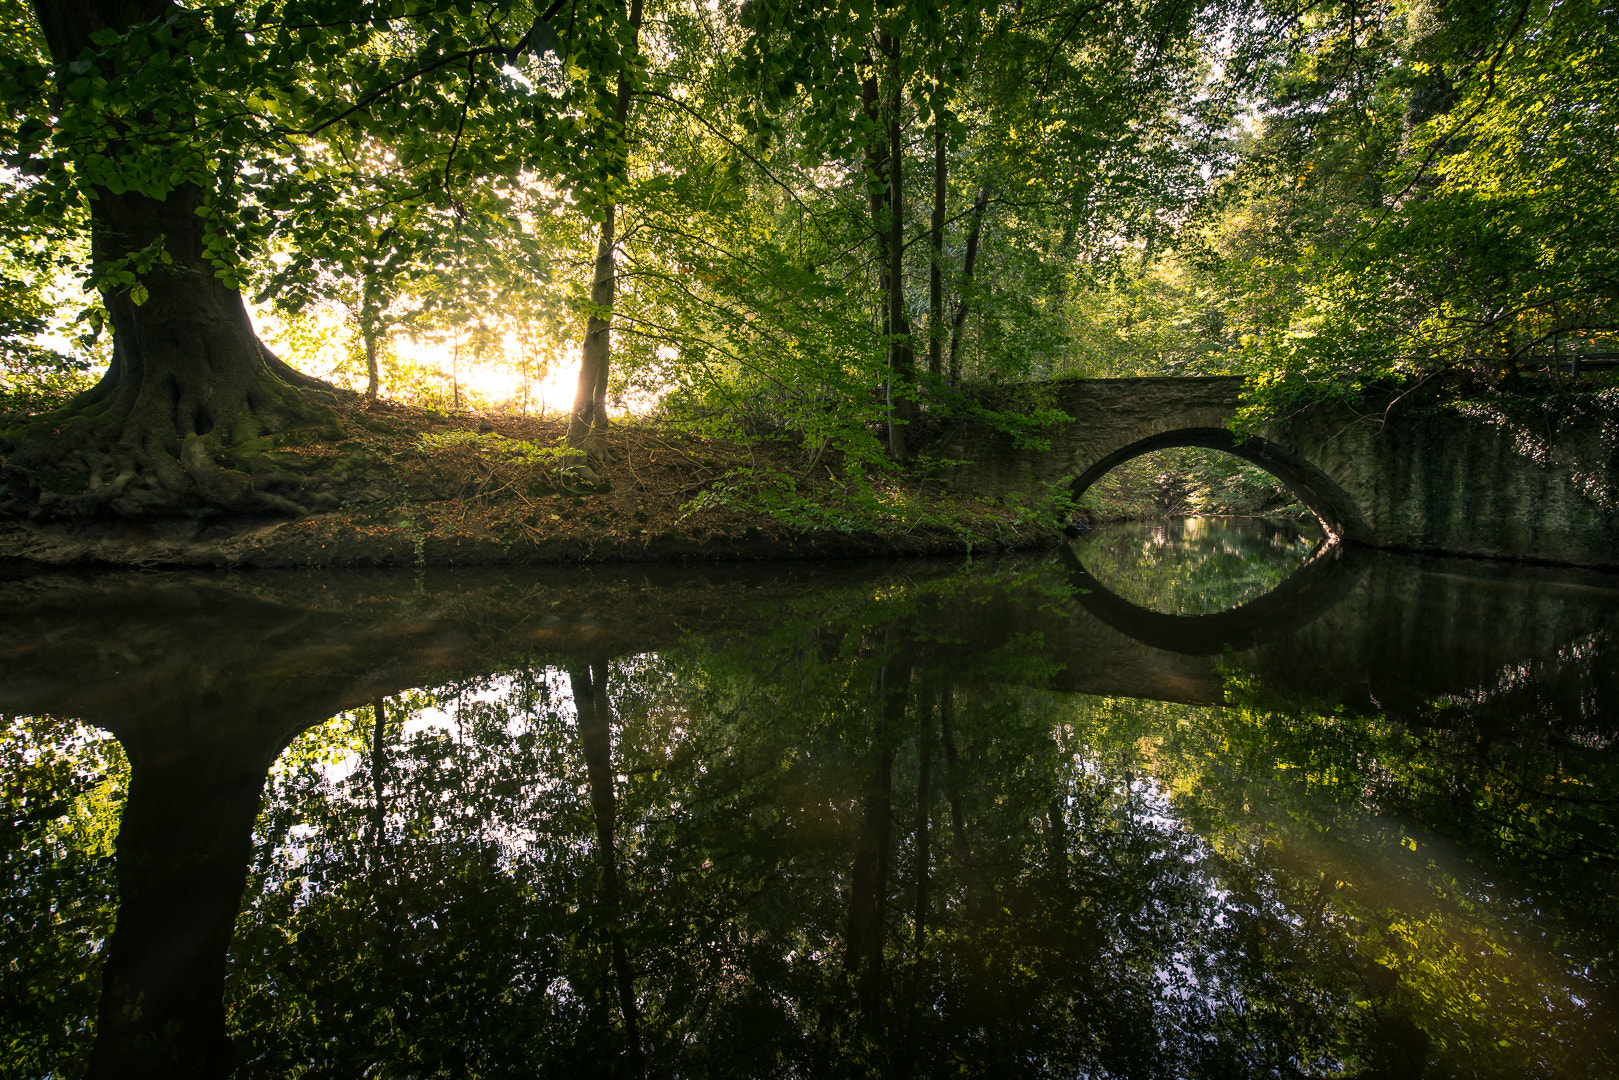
left=3, top=517, right=1616, bottom=1079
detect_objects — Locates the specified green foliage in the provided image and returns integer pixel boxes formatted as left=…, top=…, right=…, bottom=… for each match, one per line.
left=1205, top=0, right=1619, bottom=415
left=0, top=345, right=94, bottom=415
left=1024, top=0, right=1619, bottom=423
left=1063, top=686, right=1618, bottom=1078
left=418, top=428, right=587, bottom=471
left=681, top=454, right=1067, bottom=537
left=0, top=0, right=1605, bottom=510
left=1081, top=445, right=1305, bottom=520
left=1057, top=251, right=1238, bottom=377
left=678, top=459, right=903, bottom=534
left=0, top=8, right=103, bottom=414
left=0, top=714, right=127, bottom=1078
left=618, top=0, right=1226, bottom=473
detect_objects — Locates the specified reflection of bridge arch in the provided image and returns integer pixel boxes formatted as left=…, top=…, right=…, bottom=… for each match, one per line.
left=1069, top=426, right=1368, bottom=544
left=1058, top=538, right=1365, bottom=656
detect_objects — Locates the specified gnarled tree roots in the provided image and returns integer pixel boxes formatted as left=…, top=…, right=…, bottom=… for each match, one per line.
left=1, top=390, right=343, bottom=521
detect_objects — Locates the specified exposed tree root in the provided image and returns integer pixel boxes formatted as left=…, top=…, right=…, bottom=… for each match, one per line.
left=0, top=352, right=342, bottom=521
left=0, top=154, right=357, bottom=521
left=6, top=9, right=366, bottom=523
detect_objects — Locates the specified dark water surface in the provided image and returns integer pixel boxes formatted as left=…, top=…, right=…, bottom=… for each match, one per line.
left=3, top=520, right=1617, bottom=1078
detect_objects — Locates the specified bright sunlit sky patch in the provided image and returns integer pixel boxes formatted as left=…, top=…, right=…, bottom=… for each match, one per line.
left=247, top=301, right=588, bottom=416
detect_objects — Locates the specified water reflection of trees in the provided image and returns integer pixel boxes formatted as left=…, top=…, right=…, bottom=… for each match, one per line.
left=219, top=588, right=1616, bottom=1077
left=5, top=551, right=1617, bottom=1078
left=1071, top=516, right=1322, bottom=615
left=0, top=715, right=124, bottom=1078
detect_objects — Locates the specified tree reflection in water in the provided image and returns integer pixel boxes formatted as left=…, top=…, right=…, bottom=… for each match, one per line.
left=3, top=532, right=1616, bottom=1078
left=1, top=716, right=125, bottom=1078
left=1071, top=516, right=1324, bottom=615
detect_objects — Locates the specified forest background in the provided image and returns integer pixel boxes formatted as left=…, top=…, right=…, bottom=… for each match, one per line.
left=0, top=0, right=1614, bottom=530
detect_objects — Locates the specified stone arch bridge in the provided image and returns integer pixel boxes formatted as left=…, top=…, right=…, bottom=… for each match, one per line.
left=932, top=376, right=1618, bottom=568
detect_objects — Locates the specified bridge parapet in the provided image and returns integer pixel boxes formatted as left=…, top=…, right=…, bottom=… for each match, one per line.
left=930, top=377, right=1619, bottom=568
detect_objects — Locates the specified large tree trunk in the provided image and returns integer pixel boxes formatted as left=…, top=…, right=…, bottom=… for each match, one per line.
left=87, top=725, right=280, bottom=1079
left=3, top=0, right=336, bottom=520
left=567, top=0, right=644, bottom=464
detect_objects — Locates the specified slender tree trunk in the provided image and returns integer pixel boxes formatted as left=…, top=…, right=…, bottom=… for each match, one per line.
left=939, top=686, right=970, bottom=866
left=567, top=0, right=644, bottom=462
left=947, top=184, right=990, bottom=387
left=913, top=689, right=933, bottom=951
left=862, top=72, right=894, bottom=430
left=7, top=0, right=334, bottom=519
left=1047, top=793, right=1069, bottom=890
left=365, top=695, right=392, bottom=954
left=370, top=696, right=388, bottom=848
left=862, top=47, right=914, bottom=464
left=845, top=628, right=910, bottom=1025
left=452, top=332, right=461, bottom=410
left=364, top=331, right=381, bottom=399
left=359, top=270, right=383, bottom=401
left=569, top=203, right=617, bottom=461
left=569, top=660, right=645, bottom=1077
left=882, top=32, right=915, bottom=462
left=928, top=97, right=947, bottom=383
left=361, top=273, right=383, bottom=399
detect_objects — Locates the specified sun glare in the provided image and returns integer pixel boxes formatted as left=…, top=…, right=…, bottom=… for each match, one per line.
left=250, top=302, right=603, bottom=419
left=404, top=333, right=583, bottom=417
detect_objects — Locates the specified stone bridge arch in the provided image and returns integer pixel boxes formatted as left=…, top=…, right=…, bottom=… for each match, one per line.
left=930, top=375, right=1618, bottom=567
left=1067, top=424, right=1367, bottom=542
left=937, top=376, right=1371, bottom=543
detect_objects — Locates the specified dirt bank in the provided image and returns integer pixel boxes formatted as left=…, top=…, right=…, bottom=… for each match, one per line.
left=0, top=395, right=1060, bottom=570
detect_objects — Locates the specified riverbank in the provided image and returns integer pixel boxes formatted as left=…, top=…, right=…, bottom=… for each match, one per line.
left=0, top=394, right=1061, bottom=570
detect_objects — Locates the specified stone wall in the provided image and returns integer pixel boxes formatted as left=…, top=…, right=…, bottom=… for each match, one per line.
left=930, top=378, right=1619, bottom=568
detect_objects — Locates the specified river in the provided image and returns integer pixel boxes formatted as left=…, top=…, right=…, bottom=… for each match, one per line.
left=3, top=517, right=1615, bottom=1078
